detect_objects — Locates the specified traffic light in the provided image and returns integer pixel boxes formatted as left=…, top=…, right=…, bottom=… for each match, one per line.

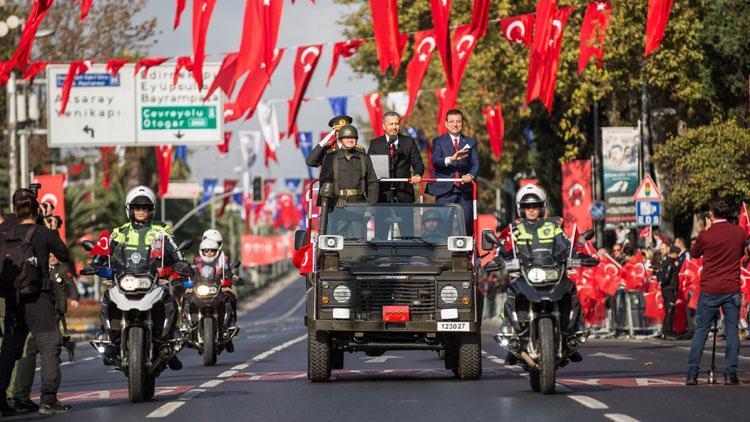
left=252, top=177, right=263, bottom=202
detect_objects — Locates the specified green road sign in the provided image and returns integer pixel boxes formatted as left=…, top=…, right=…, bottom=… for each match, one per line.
left=141, top=106, right=217, bottom=131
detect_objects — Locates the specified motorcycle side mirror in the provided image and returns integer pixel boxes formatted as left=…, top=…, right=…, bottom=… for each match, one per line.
left=175, top=239, right=193, bottom=252
left=80, top=240, right=95, bottom=252
left=173, top=261, right=194, bottom=277
left=80, top=266, right=97, bottom=275
left=482, top=229, right=500, bottom=251
left=581, top=230, right=595, bottom=241
left=294, top=230, right=308, bottom=250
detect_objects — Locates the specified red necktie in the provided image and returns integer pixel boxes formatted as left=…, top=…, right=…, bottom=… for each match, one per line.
left=453, top=137, right=461, bottom=188
left=389, top=139, right=395, bottom=158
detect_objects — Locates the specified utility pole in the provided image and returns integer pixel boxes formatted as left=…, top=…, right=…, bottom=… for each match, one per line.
left=640, top=61, right=651, bottom=179
left=593, top=99, right=604, bottom=249
left=7, top=70, right=18, bottom=200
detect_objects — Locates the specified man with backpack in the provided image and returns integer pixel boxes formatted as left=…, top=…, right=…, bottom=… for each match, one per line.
left=0, top=188, right=70, bottom=416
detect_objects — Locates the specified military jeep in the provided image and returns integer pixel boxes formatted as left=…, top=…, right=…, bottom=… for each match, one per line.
left=296, top=199, right=482, bottom=382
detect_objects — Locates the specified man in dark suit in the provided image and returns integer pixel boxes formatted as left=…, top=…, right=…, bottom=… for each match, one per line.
left=428, top=109, right=479, bottom=235
left=368, top=111, right=424, bottom=239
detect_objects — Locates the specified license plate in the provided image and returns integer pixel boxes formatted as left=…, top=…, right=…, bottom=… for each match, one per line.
left=437, top=322, right=470, bottom=332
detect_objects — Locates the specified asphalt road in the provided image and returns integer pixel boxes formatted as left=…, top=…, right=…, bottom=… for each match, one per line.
left=12, top=276, right=750, bottom=422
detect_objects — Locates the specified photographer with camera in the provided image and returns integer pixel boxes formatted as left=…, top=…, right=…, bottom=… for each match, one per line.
left=0, top=187, right=70, bottom=416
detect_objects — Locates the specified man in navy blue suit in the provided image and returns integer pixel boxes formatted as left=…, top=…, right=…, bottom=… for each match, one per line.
left=428, top=109, right=479, bottom=235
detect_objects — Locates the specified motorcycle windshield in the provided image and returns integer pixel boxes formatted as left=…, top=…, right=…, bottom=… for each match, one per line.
left=110, top=243, right=157, bottom=276
left=517, top=250, right=561, bottom=267
left=195, top=265, right=221, bottom=284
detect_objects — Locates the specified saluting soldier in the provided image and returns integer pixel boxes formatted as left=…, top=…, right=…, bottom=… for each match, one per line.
left=305, top=114, right=353, bottom=168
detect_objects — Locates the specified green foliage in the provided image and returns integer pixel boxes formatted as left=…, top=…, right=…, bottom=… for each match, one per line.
left=653, top=118, right=750, bottom=215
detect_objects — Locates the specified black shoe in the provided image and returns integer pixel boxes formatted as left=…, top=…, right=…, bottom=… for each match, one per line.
left=65, top=340, right=76, bottom=362
left=725, top=373, right=740, bottom=385
left=685, top=374, right=698, bottom=385
left=225, top=339, right=235, bottom=353
left=9, top=398, right=39, bottom=413
left=38, top=401, right=71, bottom=415
left=168, top=355, right=183, bottom=371
left=569, top=351, right=583, bottom=362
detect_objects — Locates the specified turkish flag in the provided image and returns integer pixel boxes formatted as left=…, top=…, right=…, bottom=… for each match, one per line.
left=429, top=0, right=452, bottom=88
left=33, top=174, right=67, bottom=242
left=191, top=0, right=217, bottom=90
left=135, top=57, right=169, bottom=77
left=538, top=6, right=573, bottom=112
left=235, top=48, right=285, bottom=120
left=561, top=159, right=593, bottom=234
left=223, top=102, right=243, bottom=122
left=639, top=226, right=652, bottom=239
left=8, top=0, right=54, bottom=73
left=174, top=0, right=187, bottom=29
left=219, top=131, right=232, bottom=154
left=500, top=13, right=534, bottom=47
left=621, top=251, right=647, bottom=291
left=90, top=230, right=111, bottom=256
left=205, top=53, right=239, bottom=100
left=525, top=0, right=557, bottom=107
left=450, top=24, right=479, bottom=92
left=173, top=56, right=193, bottom=86
left=100, top=146, right=114, bottom=189
left=22, top=61, right=48, bottom=81
left=404, top=30, right=436, bottom=122
left=287, top=45, right=322, bottom=135
left=644, top=0, right=674, bottom=57
left=275, top=193, right=302, bottom=229
left=59, top=61, right=90, bottom=115
left=435, top=87, right=455, bottom=134
left=155, top=145, right=173, bottom=197
left=363, top=93, right=385, bottom=138
left=739, top=202, right=750, bottom=238
left=218, top=179, right=238, bottom=218
left=234, top=0, right=284, bottom=85
left=482, top=102, right=504, bottom=161
left=105, top=59, right=129, bottom=76
left=469, top=0, right=491, bottom=38
left=644, top=290, right=665, bottom=321
left=370, top=0, right=406, bottom=75
left=77, top=0, right=93, bottom=21
left=327, top=39, right=365, bottom=86
left=578, top=2, right=612, bottom=75
left=292, top=243, right=313, bottom=275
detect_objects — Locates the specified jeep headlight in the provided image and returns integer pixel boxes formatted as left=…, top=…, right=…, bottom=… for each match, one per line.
left=333, top=285, right=351, bottom=303
left=119, top=275, right=151, bottom=291
left=196, top=284, right=217, bottom=297
left=440, top=286, right=459, bottom=304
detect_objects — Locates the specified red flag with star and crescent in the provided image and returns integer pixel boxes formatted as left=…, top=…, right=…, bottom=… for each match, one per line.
left=429, top=0, right=452, bottom=88
left=287, top=45, right=323, bottom=135
left=155, top=145, right=173, bottom=197
left=525, top=0, right=557, bottom=107
left=482, top=102, right=504, bottom=161
left=363, top=93, right=385, bottom=138
left=90, top=230, right=111, bottom=256
left=327, top=39, right=365, bottom=86
left=191, top=0, right=217, bottom=90
left=500, top=13, right=534, bottom=47
left=644, top=0, right=674, bottom=57
left=234, top=0, right=283, bottom=86
left=578, top=1, right=612, bottom=75
left=404, top=30, right=436, bottom=122
left=235, top=48, right=285, bottom=120
left=538, top=6, right=573, bottom=112
left=369, top=0, right=406, bottom=75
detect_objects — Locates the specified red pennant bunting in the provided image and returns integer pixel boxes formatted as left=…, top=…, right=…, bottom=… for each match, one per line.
left=326, top=39, right=365, bottom=86
left=69, top=162, right=86, bottom=176
left=450, top=24, right=479, bottom=89
left=77, top=0, right=93, bottom=21
left=287, top=45, right=322, bottom=135
left=192, top=0, right=216, bottom=90
left=217, top=179, right=238, bottom=217
left=235, top=48, right=285, bottom=120
left=578, top=2, right=612, bottom=75
left=469, top=0, right=491, bottom=38
left=644, top=0, right=674, bottom=57
left=59, top=61, right=90, bottom=115
left=155, top=145, right=174, bottom=197
left=205, top=52, right=239, bottom=100
left=174, top=0, right=187, bottom=29
left=539, top=7, right=573, bottom=112
left=219, top=131, right=232, bottom=154
left=234, top=0, right=284, bottom=86
left=370, top=0, right=406, bottom=75
left=173, top=56, right=194, bottom=86
left=105, top=59, right=129, bottom=76
left=9, top=0, right=55, bottom=73
left=500, top=13, right=534, bottom=47
left=134, top=57, right=169, bottom=77
left=482, top=102, right=504, bottom=161
left=429, top=0, right=452, bottom=87
left=363, top=93, right=384, bottom=138
left=435, top=87, right=455, bottom=134
left=21, top=61, right=48, bottom=81
left=223, top=102, right=243, bottom=123
left=404, top=30, right=436, bottom=122
left=100, top=146, right=114, bottom=189
left=525, top=0, right=557, bottom=107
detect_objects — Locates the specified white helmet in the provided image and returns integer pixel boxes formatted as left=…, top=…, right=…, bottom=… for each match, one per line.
left=199, top=239, right=220, bottom=263
left=125, top=185, right=157, bottom=221
left=515, top=184, right=548, bottom=217
left=202, top=229, right=223, bottom=247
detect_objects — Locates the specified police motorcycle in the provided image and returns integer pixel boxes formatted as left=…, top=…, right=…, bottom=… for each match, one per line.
left=482, top=227, right=598, bottom=394
left=81, top=239, right=193, bottom=402
left=179, top=261, right=243, bottom=366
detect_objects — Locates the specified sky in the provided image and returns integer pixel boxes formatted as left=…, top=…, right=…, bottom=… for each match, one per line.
left=139, top=0, right=376, bottom=186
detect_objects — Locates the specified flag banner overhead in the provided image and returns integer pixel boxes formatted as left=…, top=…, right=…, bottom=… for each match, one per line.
left=562, top=159, right=593, bottom=234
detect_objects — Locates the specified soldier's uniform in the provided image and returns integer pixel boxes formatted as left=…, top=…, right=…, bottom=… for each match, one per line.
left=318, top=143, right=379, bottom=207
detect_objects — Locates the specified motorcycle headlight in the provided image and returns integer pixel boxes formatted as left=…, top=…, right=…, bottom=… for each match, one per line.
left=440, top=286, right=459, bottom=304
left=196, top=284, right=217, bottom=297
left=119, top=275, right=152, bottom=291
left=333, top=285, right=351, bottom=303
left=527, top=268, right=547, bottom=283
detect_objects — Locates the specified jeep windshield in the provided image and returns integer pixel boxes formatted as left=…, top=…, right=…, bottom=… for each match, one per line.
left=324, top=203, right=466, bottom=245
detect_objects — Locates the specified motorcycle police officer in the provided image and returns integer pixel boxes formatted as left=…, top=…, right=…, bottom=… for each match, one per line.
left=500, top=184, right=583, bottom=363
left=98, top=186, right=184, bottom=370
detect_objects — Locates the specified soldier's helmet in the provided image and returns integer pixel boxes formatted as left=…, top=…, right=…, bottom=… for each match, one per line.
left=338, top=125, right=359, bottom=139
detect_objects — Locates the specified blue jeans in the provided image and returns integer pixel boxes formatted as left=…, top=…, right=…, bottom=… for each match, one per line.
left=687, top=292, right=741, bottom=377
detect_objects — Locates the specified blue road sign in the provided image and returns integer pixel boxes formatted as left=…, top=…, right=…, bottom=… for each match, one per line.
left=636, top=200, right=661, bottom=226
left=590, top=201, right=606, bottom=221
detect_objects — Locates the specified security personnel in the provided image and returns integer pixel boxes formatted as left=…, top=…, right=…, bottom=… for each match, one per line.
left=317, top=125, right=379, bottom=207
left=306, top=114, right=353, bottom=168
left=98, top=185, right=183, bottom=370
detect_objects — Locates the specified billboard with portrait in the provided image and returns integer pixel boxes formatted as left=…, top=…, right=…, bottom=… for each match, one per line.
left=602, top=127, right=640, bottom=226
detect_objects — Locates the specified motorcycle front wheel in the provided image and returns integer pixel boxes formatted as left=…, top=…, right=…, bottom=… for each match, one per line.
left=538, top=318, right=556, bottom=394
left=202, top=318, right=217, bottom=366
left=128, top=326, right=147, bottom=402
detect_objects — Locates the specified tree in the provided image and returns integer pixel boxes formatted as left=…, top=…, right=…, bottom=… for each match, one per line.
left=653, top=118, right=750, bottom=216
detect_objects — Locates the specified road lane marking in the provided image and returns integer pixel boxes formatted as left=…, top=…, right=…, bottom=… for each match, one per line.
left=605, top=414, right=641, bottom=422
left=232, top=363, right=250, bottom=370
left=568, top=395, right=609, bottom=409
left=589, top=352, right=633, bottom=360
left=147, top=402, right=185, bottom=418
left=217, top=370, right=238, bottom=378
left=82, top=356, right=95, bottom=361
left=199, top=380, right=223, bottom=388
left=251, top=333, right=308, bottom=362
